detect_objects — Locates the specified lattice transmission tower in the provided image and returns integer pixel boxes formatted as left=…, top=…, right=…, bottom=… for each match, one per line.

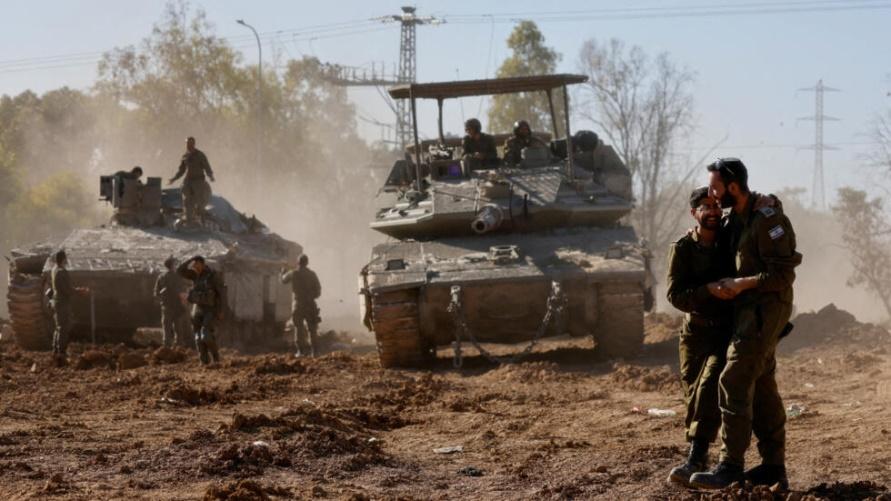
left=798, top=79, right=840, bottom=210
left=378, top=7, right=442, bottom=149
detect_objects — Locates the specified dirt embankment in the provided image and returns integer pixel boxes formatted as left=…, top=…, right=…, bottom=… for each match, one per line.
left=0, top=309, right=888, bottom=500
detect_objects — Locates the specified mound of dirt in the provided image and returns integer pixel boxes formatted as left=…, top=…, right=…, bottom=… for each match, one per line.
left=485, top=361, right=581, bottom=384
left=203, top=479, right=291, bottom=500
left=784, top=303, right=891, bottom=353
left=73, top=350, right=114, bottom=370
left=252, top=356, right=306, bottom=376
left=150, top=346, right=190, bottom=365
left=118, top=352, right=147, bottom=370
left=609, top=363, right=680, bottom=392
left=162, top=382, right=223, bottom=406
left=645, top=312, right=683, bottom=343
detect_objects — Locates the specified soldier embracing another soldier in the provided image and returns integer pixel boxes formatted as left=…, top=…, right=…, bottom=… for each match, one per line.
left=666, top=158, right=802, bottom=491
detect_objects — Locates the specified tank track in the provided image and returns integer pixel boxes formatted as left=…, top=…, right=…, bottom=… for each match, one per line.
left=371, top=289, right=427, bottom=368
left=593, top=288, right=644, bottom=359
left=6, top=273, right=52, bottom=351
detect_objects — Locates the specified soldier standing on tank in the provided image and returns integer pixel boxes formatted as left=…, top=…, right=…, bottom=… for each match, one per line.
left=49, top=250, right=89, bottom=367
left=690, top=158, right=802, bottom=491
left=177, top=255, right=225, bottom=365
left=503, top=120, right=547, bottom=166
left=461, top=118, right=499, bottom=169
left=168, top=136, right=214, bottom=225
left=154, top=257, right=189, bottom=348
left=664, top=187, right=734, bottom=486
left=280, top=255, right=321, bottom=357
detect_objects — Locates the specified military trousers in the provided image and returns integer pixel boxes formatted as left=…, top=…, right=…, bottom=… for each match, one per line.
left=182, top=179, right=211, bottom=222
left=52, top=301, right=72, bottom=356
left=292, top=305, right=319, bottom=355
left=192, top=308, right=220, bottom=364
left=161, top=305, right=190, bottom=347
left=718, top=300, right=792, bottom=467
left=679, top=321, right=731, bottom=443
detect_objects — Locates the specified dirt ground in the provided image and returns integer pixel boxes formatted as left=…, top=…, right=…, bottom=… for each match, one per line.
left=0, top=309, right=889, bottom=500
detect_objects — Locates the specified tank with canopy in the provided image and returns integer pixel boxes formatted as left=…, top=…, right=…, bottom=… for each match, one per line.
left=359, top=73, right=654, bottom=368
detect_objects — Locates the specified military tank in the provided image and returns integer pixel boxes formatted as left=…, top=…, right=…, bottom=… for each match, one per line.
left=6, top=175, right=302, bottom=351
left=359, top=74, right=654, bottom=368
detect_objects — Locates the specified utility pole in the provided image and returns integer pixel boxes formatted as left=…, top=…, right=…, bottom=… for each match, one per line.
left=237, top=19, right=263, bottom=171
left=376, top=7, right=442, bottom=149
left=321, top=7, right=441, bottom=150
left=798, top=79, right=840, bottom=210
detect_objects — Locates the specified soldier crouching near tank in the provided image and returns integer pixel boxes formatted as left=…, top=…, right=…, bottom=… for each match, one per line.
left=49, top=250, right=90, bottom=367
left=177, top=255, right=225, bottom=364
left=664, top=187, right=734, bottom=486
left=154, top=257, right=190, bottom=348
left=280, top=254, right=321, bottom=357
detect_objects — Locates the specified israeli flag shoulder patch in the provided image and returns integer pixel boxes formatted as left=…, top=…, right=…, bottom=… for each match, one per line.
left=768, top=225, right=785, bottom=240
left=758, top=206, right=776, bottom=218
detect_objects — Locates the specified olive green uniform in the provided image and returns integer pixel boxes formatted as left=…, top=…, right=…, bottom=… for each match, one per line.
left=153, top=270, right=189, bottom=347
left=503, top=135, right=547, bottom=166
left=666, top=230, right=733, bottom=444
left=718, top=198, right=802, bottom=467
left=177, top=261, right=225, bottom=364
left=171, top=149, right=213, bottom=222
left=461, top=133, right=499, bottom=169
left=50, top=265, right=73, bottom=356
left=281, top=267, right=321, bottom=354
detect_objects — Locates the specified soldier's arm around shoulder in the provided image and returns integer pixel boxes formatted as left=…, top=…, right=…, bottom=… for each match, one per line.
left=665, top=238, right=710, bottom=313
left=754, top=207, right=803, bottom=292
left=176, top=260, right=196, bottom=281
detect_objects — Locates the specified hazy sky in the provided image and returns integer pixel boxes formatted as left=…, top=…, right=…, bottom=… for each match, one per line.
left=2, top=0, right=889, bottom=203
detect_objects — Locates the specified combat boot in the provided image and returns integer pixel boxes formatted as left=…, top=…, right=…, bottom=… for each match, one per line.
left=689, top=461, right=744, bottom=490
left=667, top=439, right=709, bottom=486
left=745, top=464, right=788, bottom=490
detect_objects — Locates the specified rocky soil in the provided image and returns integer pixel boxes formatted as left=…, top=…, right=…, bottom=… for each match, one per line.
left=0, top=307, right=889, bottom=500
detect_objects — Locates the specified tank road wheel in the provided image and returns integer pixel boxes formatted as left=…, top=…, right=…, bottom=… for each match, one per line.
left=7, top=274, right=52, bottom=351
left=593, top=285, right=644, bottom=359
left=371, top=289, right=427, bottom=368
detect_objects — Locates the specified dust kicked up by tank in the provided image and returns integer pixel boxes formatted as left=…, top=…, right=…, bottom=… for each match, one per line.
left=2, top=2, right=891, bottom=500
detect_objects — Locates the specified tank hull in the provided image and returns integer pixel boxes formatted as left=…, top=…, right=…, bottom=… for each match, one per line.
left=361, top=227, right=652, bottom=367
left=6, top=193, right=302, bottom=351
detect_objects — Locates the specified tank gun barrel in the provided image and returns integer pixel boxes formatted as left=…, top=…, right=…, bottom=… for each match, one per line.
left=471, top=204, right=504, bottom=235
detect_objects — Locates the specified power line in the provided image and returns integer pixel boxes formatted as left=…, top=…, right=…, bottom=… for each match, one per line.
left=444, top=0, right=891, bottom=23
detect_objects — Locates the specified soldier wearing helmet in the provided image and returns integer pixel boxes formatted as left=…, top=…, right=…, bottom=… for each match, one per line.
left=503, top=120, right=548, bottom=166
left=461, top=118, right=499, bottom=169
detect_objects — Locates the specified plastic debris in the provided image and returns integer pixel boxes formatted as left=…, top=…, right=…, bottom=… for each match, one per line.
left=804, top=383, right=815, bottom=389
left=786, top=404, right=806, bottom=418
left=433, top=445, right=463, bottom=454
left=647, top=408, right=677, bottom=417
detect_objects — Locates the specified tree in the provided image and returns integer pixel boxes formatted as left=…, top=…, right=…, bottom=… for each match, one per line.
left=487, top=21, right=562, bottom=135
left=577, top=38, right=697, bottom=255
left=832, top=187, right=891, bottom=318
